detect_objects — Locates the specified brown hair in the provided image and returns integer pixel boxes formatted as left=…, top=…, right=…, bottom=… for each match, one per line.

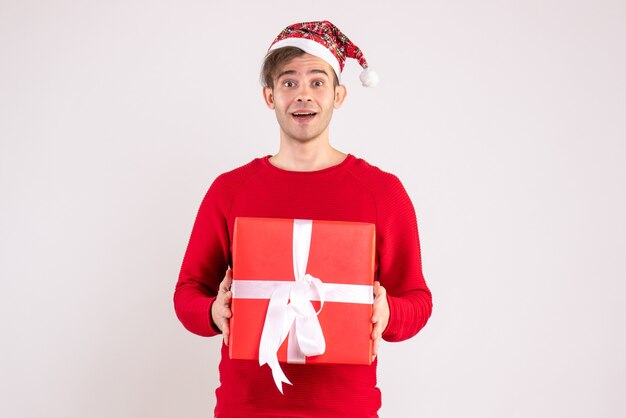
left=260, top=46, right=339, bottom=89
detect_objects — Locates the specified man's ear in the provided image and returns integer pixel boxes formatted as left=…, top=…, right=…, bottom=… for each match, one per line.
left=334, top=84, right=347, bottom=109
left=263, top=87, right=275, bottom=109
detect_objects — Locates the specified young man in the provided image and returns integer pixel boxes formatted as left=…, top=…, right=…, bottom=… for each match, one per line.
left=174, top=21, right=432, bottom=417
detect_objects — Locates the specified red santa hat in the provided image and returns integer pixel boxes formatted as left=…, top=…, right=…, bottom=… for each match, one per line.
left=268, top=20, right=379, bottom=87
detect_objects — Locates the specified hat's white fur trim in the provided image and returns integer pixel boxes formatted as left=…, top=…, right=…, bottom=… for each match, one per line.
left=269, top=38, right=342, bottom=83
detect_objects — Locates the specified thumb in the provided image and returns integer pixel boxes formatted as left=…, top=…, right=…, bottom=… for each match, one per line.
left=373, top=281, right=383, bottom=297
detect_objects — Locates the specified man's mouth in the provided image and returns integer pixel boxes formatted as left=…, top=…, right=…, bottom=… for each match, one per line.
left=291, top=111, right=317, bottom=121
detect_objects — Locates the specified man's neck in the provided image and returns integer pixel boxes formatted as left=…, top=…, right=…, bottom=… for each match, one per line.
left=269, top=138, right=346, bottom=172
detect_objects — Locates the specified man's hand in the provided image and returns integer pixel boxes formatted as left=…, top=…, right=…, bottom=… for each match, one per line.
left=371, top=281, right=390, bottom=361
left=211, top=269, right=233, bottom=346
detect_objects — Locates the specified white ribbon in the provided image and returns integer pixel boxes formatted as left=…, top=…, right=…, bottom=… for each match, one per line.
left=231, top=219, right=374, bottom=393
left=258, top=220, right=326, bottom=393
left=233, top=281, right=374, bottom=304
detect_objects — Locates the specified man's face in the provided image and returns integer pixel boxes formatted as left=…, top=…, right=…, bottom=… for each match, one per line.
left=263, top=53, right=346, bottom=144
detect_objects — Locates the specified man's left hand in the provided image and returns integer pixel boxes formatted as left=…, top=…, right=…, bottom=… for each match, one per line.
left=371, top=281, right=390, bottom=361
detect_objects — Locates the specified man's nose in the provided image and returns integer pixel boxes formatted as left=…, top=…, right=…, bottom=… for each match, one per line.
left=296, top=85, right=313, bottom=101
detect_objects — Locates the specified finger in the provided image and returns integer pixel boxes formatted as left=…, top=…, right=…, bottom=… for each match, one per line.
left=371, top=320, right=382, bottom=339
left=215, top=299, right=232, bottom=321
left=219, top=270, right=233, bottom=292
left=372, top=335, right=380, bottom=360
left=222, top=320, right=230, bottom=346
left=372, top=282, right=379, bottom=323
left=223, top=290, right=232, bottom=305
left=372, top=299, right=384, bottom=324
left=219, top=280, right=230, bottom=293
left=374, top=281, right=386, bottom=299
left=224, top=269, right=233, bottom=286
left=372, top=311, right=379, bottom=325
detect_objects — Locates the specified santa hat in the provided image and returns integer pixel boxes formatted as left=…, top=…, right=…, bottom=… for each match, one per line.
left=268, top=20, right=379, bottom=87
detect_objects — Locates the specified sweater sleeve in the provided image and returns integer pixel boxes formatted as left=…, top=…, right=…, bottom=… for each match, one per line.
left=174, top=175, right=232, bottom=337
left=376, top=174, right=432, bottom=342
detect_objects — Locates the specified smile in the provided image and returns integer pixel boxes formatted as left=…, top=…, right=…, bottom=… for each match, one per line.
left=292, top=112, right=317, bottom=119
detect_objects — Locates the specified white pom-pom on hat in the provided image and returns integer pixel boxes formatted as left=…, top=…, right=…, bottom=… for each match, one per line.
left=360, top=67, right=379, bottom=87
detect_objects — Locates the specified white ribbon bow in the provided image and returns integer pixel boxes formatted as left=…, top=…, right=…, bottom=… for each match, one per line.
left=258, top=219, right=326, bottom=393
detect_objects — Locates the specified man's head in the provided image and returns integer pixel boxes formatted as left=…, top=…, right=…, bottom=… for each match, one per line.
left=260, top=21, right=377, bottom=145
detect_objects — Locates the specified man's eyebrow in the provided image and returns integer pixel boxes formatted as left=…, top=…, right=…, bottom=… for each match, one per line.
left=276, top=68, right=331, bottom=80
left=276, top=69, right=297, bottom=80
left=309, top=69, right=330, bottom=77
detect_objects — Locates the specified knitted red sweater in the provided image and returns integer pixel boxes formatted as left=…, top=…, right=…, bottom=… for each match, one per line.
left=174, top=155, right=432, bottom=418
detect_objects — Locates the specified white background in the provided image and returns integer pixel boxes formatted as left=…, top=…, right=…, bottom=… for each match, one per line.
left=1, top=1, right=625, bottom=417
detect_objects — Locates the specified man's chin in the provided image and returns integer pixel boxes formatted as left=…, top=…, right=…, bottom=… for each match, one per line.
left=282, top=131, right=324, bottom=144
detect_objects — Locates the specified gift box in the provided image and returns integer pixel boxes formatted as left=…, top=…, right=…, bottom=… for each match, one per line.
left=229, top=217, right=375, bottom=391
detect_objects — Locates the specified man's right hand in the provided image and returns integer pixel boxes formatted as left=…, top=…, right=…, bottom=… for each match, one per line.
left=211, top=269, right=233, bottom=346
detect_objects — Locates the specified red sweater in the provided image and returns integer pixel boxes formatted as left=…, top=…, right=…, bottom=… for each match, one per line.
left=174, top=155, right=432, bottom=418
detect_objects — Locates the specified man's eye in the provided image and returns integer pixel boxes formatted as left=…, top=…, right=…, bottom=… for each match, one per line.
left=283, top=81, right=296, bottom=87
left=313, top=81, right=324, bottom=87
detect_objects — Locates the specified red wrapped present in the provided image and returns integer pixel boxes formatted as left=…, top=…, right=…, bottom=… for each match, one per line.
left=229, top=217, right=375, bottom=392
